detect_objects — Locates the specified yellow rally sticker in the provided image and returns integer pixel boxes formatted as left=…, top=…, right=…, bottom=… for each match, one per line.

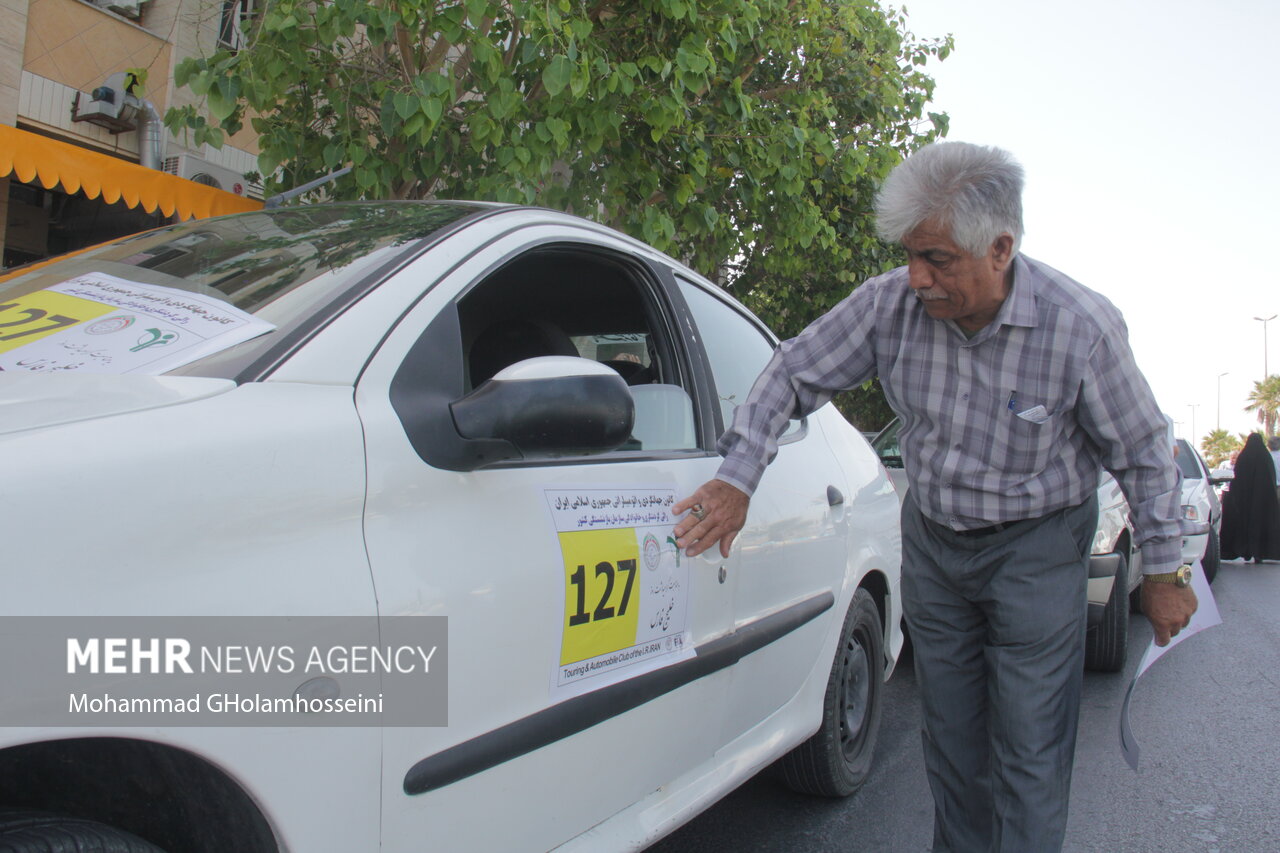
left=559, top=528, right=641, bottom=666
left=0, top=291, right=116, bottom=355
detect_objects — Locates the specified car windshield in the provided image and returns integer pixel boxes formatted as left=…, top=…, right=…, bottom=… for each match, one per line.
left=0, top=203, right=482, bottom=378
left=1175, top=439, right=1203, bottom=480
left=870, top=419, right=903, bottom=468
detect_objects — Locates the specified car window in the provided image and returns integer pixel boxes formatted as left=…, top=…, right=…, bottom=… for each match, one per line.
left=871, top=419, right=904, bottom=469
left=455, top=245, right=698, bottom=453
left=1174, top=439, right=1204, bottom=479
left=675, top=278, right=800, bottom=439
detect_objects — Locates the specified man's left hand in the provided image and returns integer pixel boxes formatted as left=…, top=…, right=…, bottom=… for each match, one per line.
left=1141, top=581, right=1198, bottom=647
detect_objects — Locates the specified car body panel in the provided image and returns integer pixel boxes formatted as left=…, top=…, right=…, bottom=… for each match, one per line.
left=352, top=248, right=734, bottom=848
left=719, top=414, right=862, bottom=745
left=0, top=373, right=234, bottom=436
left=0, top=380, right=382, bottom=852
left=810, top=411, right=904, bottom=670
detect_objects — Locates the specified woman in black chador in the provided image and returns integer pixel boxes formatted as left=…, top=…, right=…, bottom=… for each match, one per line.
left=1220, top=432, right=1280, bottom=562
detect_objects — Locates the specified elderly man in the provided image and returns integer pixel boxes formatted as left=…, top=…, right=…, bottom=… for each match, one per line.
left=674, top=142, right=1198, bottom=853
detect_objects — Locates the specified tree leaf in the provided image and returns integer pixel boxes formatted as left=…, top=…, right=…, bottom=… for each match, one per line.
left=542, top=55, right=573, bottom=97
left=569, top=62, right=589, bottom=98
left=394, top=92, right=416, bottom=120
left=207, top=88, right=236, bottom=122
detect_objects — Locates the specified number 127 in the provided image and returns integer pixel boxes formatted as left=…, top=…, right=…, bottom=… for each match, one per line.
left=0, top=303, right=79, bottom=341
left=568, top=559, right=637, bottom=627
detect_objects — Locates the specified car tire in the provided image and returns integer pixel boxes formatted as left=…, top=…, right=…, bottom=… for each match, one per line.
left=1128, top=578, right=1143, bottom=614
left=777, top=588, right=884, bottom=798
left=0, top=809, right=165, bottom=852
left=1201, top=526, right=1220, bottom=585
left=1085, top=549, right=1129, bottom=673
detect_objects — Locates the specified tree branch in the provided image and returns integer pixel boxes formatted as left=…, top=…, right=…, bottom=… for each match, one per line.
left=503, top=18, right=521, bottom=66
left=451, top=15, right=495, bottom=100
left=422, top=31, right=454, bottom=73
left=395, top=23, right=420, bottom=83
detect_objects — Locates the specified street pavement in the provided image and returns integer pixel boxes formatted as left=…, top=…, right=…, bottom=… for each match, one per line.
left=648, top=558, right=1280, bottom=852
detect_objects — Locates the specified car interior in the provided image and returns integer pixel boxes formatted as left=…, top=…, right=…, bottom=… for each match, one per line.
left=456, top=245, right=697, bottom=452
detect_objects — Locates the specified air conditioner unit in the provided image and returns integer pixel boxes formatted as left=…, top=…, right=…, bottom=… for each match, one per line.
left=91, top=0, right=144, bottom=19
left=162, top=154, right=248, bottom=196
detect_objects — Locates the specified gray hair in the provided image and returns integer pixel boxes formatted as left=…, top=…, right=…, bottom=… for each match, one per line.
left=875, top=142, right=1025, bottom=258
left=1268, top=436, right=1280, bottom=451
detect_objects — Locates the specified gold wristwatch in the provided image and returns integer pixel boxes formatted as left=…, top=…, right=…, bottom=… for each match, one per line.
left=1143, top=565, right=1193, bottom=587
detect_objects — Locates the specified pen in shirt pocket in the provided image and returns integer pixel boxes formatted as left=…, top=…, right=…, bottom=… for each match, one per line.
left=1007, top=390, right=1018, bottom=412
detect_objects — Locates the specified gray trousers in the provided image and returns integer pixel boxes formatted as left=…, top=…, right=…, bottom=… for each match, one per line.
left=901, top=490, right=1096, bottom=853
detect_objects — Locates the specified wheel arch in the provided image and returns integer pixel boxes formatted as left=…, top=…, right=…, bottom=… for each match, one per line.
left=852, top=566, right=901, bottom=678
left=855, top=569, right=889, bottom=635
left=1117, top=527, right=1141, bottom=591
left=0, top=737, right=278, bottom=852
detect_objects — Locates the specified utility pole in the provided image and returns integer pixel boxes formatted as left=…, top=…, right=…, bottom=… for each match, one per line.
left=1188, top=403, right=1198, bottom=449
left=1255, top=314, right=1277, bottom=380
left=1217, top=371, right=1228, bottom=430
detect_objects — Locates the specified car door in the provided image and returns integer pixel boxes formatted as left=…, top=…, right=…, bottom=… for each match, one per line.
left=673, top=277, right=852, bottom=741
left=353, top=222, right=738, bottom=851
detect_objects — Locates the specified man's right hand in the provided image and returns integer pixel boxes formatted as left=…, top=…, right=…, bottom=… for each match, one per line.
left=672, top=480, right=750, bottom=558
left=1141, top=581, right=1198, bottom=646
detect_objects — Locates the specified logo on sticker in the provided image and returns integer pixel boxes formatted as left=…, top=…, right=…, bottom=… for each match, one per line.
left=130, top=328, right=179, bottom=352
left=643, top=533, right=661, bottom=570
left=85, top=315, right=136, bottom=335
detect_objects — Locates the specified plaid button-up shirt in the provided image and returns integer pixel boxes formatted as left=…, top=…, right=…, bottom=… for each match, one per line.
left=716, top=254, right=1183, bottom=574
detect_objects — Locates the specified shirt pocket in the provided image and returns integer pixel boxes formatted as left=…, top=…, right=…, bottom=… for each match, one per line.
left=981, top=388, right=1062, bottom=476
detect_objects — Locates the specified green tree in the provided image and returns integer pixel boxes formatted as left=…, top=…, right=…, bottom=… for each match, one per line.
left=166, top=0, right=948, bottom=335
left=1200, top=428, right=1241, bottom=468
left=1245, top=375, right=1280, bottom=437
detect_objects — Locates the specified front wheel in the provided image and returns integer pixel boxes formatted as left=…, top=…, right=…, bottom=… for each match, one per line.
left=1201, top=526, right=1221, bottom=585
left=1085, top=549, right=1129, bottom=673
left=0, top=809, right=165, bottom=853
left=778, top=588, right=885, bottom=797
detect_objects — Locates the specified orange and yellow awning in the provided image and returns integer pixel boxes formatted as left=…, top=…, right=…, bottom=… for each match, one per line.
left=0, top=124, right=262, bottom=221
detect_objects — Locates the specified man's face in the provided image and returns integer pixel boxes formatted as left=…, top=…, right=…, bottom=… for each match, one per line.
left=901, top=220, right=1015, bottom=332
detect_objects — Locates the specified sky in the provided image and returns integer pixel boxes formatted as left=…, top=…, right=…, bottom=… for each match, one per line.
left=894, top=0, right=1279, bottom=448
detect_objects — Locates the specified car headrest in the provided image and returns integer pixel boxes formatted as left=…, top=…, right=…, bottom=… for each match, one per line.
left=468, top=319, right=578, bottom=386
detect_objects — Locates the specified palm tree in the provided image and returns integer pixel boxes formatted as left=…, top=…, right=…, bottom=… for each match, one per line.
left=1245, top=375, right=1280, bottom=437
left=1200, top=429, right=1242, bottom=468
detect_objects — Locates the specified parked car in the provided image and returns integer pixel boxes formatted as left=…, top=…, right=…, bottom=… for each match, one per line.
left=870, top=417, right=1141, bottom=672
left=0, top=202, right=904, bottom=852
left=1173, top=437, right=1221, bottom=583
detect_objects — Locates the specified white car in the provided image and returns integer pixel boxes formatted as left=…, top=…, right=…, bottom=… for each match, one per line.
left=1173, top=437, right=1220, bottom=583
left=0, top=202, right=903, bottom=852
left=870, top=417, right=1141, bottom=672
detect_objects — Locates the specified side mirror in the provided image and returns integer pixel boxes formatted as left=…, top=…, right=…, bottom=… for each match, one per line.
left=450, top=357, right=634, bottom=465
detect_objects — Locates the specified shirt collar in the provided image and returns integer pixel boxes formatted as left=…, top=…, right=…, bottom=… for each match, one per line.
left=1001, top=255, right=1040, bottom=329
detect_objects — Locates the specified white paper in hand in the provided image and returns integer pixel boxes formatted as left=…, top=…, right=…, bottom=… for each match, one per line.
left=1119, top=565, right=1221, bottom=769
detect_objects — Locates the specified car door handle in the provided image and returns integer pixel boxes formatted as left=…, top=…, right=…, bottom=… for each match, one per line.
left=826, top=485, right=844, bottom=506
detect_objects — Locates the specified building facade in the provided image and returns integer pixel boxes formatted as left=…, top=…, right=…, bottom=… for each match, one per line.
left=0, top=0, right=261, bottom=267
